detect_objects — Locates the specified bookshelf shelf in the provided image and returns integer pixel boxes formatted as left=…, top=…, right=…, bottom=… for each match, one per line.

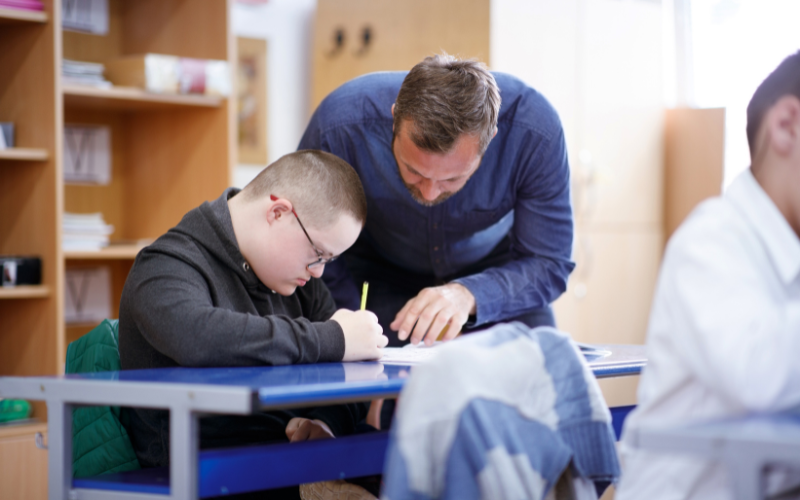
left=63, top=85, right=224, bottom=111
left=0, top=7, right=48, bottom=24
left=0, top=285, right=51, bottom=299
left=1, top=1, right=234, bottom=493
left=64, top=244, right=146, bottom=260
left=0, top=148, right=49, bottom=161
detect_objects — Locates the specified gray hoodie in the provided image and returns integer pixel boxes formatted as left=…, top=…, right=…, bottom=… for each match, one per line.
left=120, top=188, right=366, bottom=467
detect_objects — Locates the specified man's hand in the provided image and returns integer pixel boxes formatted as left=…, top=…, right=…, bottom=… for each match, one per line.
left=390, top=283, right=476, bottom=346
left=331, top=309, right=389, bottom=361
left=285, top=417, right=334, bottom=442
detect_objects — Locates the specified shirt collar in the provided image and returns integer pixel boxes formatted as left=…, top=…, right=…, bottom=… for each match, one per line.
left=727, top=168, right=800, bottom=284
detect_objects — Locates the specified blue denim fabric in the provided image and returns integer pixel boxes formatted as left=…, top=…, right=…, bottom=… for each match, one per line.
left=299, top=72, right=574, bottom=325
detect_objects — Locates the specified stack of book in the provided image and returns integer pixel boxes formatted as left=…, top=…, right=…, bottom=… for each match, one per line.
left=0, top=0, right=44, bottom=12
left=63, top=213, right=114, bottom=251
left=62, top=59, right=112, bottom=89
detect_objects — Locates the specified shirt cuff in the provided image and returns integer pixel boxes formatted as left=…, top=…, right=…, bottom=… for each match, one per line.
left=451, top=275, right=505, bottom=326
left=315, top=320, right=346, bottom=362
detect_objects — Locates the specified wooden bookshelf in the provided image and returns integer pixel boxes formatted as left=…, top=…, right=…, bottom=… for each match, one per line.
left=63, top=84, right=224, bottom=111
left=0, top=147, right=48, bottom=161
left=0, top=7, right=48, bottom=24
left=0, top=0, right=60, bottom=408
left=0, top=286, right=51, bottom=299
left=1, top=0, right=235, bottom=352
left=1, top=5, right=234, bottom=495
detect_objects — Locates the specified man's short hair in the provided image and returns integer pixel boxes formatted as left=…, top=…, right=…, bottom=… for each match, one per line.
left=747, top=50, right=800, bottom=159
left=393, top=53, right=501, bottom=155
left=240, top=150, right=367, bottom=228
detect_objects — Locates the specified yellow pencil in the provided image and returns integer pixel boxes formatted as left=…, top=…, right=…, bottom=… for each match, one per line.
left=360, top=281, right=369, bottom=311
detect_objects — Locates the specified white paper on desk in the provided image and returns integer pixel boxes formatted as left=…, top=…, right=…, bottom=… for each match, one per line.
left=380, top=343, right=443, bottom=365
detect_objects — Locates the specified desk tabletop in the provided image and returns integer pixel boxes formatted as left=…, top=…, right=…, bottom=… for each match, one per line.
left=0, top=344, right=645, bottom=411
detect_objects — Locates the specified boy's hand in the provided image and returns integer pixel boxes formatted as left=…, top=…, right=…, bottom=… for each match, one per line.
left=285, top=417, right=334, bottom=442
left=331, top=309, right=388, bottom=361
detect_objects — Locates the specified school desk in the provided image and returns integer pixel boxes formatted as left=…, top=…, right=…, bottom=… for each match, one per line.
left=0, top=344, right=645, bottom=500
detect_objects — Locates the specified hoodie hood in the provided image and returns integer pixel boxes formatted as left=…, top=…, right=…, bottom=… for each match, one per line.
left=159, top=188, right=263, bottom=290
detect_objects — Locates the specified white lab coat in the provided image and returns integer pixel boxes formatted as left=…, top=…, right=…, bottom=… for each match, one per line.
left=616, top=168, right=800, bottom=500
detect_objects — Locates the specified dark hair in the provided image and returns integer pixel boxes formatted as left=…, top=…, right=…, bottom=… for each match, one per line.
left=240, top=150, right=367, bottom=228
left=747, top=50, right=800, bottom=158
left=393, top=53, right=501, bottom=154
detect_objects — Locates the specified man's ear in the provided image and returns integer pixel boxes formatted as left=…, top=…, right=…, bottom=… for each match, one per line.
left=768, top=96, right=800, bottom=157
left=266, top=194, right=293, bottom=224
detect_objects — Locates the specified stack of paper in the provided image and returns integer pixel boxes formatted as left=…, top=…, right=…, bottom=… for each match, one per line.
left=62, top=59, right=112, bottom=89
left=63, top=213, right=114, bottom=251
left=0, top=0, right=44, bottom=12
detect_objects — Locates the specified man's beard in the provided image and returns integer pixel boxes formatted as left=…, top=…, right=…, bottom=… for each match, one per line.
left=401, top=178, right=459, bottom=206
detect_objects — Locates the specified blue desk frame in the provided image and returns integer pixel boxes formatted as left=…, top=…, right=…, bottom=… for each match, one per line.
left=0, top=344, right=645, bottom=500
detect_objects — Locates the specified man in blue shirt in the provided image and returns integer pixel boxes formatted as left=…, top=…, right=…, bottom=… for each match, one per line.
left=299, top=55, right=574, bottom=347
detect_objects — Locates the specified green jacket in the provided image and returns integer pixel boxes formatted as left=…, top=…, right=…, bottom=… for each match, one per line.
left=65, top=319, right=140, bottom=477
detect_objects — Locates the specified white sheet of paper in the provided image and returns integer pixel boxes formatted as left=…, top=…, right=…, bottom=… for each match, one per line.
left=380, top=343, right=443, bottom=365
left=378, top=341, right=611, bottom=366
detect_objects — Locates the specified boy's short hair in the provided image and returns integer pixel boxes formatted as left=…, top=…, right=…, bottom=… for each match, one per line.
left=393, top=53, right=501, bottom=155
left=240, top=150, right=367, bottom=228
left=747, top=50, right=800, bottom=159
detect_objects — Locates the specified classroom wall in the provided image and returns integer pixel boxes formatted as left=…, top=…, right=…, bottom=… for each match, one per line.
left=490, top=0, right=580, bottom=159
left=492, top=0, right=665, bottom=351
left=232, top=0, right=316, bottom=187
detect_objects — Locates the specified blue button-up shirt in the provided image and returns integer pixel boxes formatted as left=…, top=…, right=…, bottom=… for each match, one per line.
left=299, top=72, right=574, bottom=325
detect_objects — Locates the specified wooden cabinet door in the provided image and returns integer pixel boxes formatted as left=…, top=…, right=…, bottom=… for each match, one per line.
left=312, top=0, right=490, bottom=109
left=0, top=424, right=48, bottom=500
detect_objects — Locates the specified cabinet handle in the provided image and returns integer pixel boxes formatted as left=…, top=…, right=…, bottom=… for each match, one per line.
left=354, top=26, right=372, bottom=56
left=35, top=432, right=48, bottom=450
left=327, top=27, right=345, bottom=57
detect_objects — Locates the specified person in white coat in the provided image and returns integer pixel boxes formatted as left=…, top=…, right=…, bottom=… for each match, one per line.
left=616, top=50, right=800, bottom=500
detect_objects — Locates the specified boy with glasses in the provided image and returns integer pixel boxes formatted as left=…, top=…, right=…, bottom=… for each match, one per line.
left=119, top=150, right=387, bottom=498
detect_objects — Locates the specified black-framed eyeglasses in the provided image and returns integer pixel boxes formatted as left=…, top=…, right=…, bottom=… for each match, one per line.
left=272, top=195, right=337, bottom=269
